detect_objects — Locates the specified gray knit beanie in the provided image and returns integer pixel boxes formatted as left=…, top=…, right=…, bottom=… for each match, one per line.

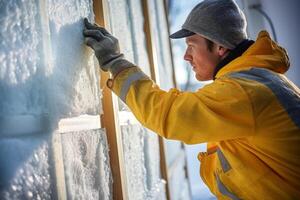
left=170, top=0, right=248, bottom=49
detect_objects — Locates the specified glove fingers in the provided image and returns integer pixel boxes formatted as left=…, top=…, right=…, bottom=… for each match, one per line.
left=83, top=29, right=105, bottom=41
left=84, top=18, right=110, bottom=36
left=98, top=27, right=110, bottom=36
left=84, top=37, right=98, bottom=50
left=84, top=18, right=96, bottom=29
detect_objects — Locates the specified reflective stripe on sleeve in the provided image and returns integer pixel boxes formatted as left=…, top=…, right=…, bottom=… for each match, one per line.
left=215, top=173, right=241, bottom=200
left=120, top=71, right=146, bottom=102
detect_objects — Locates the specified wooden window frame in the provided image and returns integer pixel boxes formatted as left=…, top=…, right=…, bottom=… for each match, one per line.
left=93, top=1, right=128, bottom=199
left=93, top=0, right=191, bottom=200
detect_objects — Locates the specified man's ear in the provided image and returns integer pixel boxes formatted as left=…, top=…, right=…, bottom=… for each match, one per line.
left=217, top=46, right=230, bottom=58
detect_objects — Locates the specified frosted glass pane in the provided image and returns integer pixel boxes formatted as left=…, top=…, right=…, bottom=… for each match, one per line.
left=0, top=0, right=102, bottom=123
left=127, top=0, right=151, bottom=76
left=108, top=0, right=152, bottom=112
left=144, top=129, right=161, bottom=189
left=121, top=125, right=166, bottom=200
left=180, top=179, right=191, bottom=200
left=60, top=129, right=112, bottom=200
left=47, top=0, right=101, bottom=118
left=121, top=125, right=147, bottom=200
left=0, top=136, right=52, bottom=199
left=0, top=0, right=46, bottom=115
left=106, top=0, right=135, bottom=62
left=164, top=139, right=183, bottom=166
left=148, top=0, right=174, bottom=90
left=169, top=157, right=191, bottom=200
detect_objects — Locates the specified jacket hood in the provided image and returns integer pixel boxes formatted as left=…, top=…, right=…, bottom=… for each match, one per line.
left=216, top=31, right=290, bottom=78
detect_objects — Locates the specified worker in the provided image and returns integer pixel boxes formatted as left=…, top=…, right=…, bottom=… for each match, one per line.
left=83, top=0, right=300, bottom=199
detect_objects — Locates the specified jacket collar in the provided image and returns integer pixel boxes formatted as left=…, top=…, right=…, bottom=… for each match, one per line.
left=213, top=39, right=254, bottom=79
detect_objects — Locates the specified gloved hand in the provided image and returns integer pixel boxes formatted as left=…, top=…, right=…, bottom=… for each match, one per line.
left=83, top=18, right=134, bottom=75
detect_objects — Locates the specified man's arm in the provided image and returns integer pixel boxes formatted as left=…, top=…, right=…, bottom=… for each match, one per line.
left=83, top=19, right=255, bottom=143
left=108, top=66, right=255, bottom=143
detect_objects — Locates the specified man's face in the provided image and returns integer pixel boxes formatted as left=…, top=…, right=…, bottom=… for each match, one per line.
left=184, top=34, right=223, bottom=81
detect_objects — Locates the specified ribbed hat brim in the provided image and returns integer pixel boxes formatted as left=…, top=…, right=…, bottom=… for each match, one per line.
left=169, top=29, right=195, bottom=39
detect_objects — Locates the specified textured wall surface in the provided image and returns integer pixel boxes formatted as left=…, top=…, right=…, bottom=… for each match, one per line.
left=148, top=0, right=174, bottom=90
left=0, top=135, right=52, bottom=199
left=0, top=0, right=101, bottom=119
left=107, top=0, right=166, bottom=199
left=121, top=125, right=166, bottom=200
left=106, top=0, right=151, bottom=77
left=47, top=0, right=101, bottom=119
left=0, top=0, right=111, bottom=199
left=61, top=129, right=112, bottom=200
left=0, top=0, right=46, bottom=116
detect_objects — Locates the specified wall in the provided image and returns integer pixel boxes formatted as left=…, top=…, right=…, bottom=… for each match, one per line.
left=0, top=0, right=111, bottom=199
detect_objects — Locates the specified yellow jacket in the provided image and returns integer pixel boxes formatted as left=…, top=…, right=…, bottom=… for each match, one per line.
left=108, top=31, right=300, bottom=199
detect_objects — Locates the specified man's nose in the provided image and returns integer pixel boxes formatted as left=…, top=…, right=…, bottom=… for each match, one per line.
left=184, top=50, right=192, bottom=61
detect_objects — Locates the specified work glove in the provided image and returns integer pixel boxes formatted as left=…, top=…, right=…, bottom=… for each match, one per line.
left=83, top=18, right=134, bottom=76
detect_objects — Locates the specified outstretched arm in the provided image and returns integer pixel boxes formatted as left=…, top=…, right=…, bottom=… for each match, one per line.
left=83, top=19, right=255, bottom=144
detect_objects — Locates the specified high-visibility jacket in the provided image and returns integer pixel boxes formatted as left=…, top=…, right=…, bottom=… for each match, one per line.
left=107, top=31, right=300, bottom=199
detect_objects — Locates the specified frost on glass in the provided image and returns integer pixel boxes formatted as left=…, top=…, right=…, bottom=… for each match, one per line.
left=127, top=0, right=151, bottom=76
left=0, top=0, right=46, bottom=116
left=107, top=0, right=152, bottom=76
left=121, top=125, right=166, bottom=200
left=60, top=129, right=112, bottom=200
left=148, top=0, right=174, bottom=90
left=0, top=136, right=52, bottom=200
left=106, top=0, right=134, bottom=63
left=164, top=139, right=183, bottom=166
left=169, top=155, right=191, bottom=200
left=121, top=125, right=146, bottom=200
left=0, top=0, right=102, bottom=127
left=47, top=0, right=101, bottom=118
left=107, top=0, right=153, bottom=112
left=180, top=179, right=191, bottom=200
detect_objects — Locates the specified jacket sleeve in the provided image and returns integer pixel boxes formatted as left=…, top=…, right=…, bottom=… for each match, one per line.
left=107, top=67, right=255, bottom=144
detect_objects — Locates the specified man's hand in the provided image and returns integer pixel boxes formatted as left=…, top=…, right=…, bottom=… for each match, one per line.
left=83, top=18, right=133, bottom=75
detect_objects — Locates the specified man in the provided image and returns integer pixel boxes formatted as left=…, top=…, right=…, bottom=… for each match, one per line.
left=83, top=0, right=300, bottom=199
